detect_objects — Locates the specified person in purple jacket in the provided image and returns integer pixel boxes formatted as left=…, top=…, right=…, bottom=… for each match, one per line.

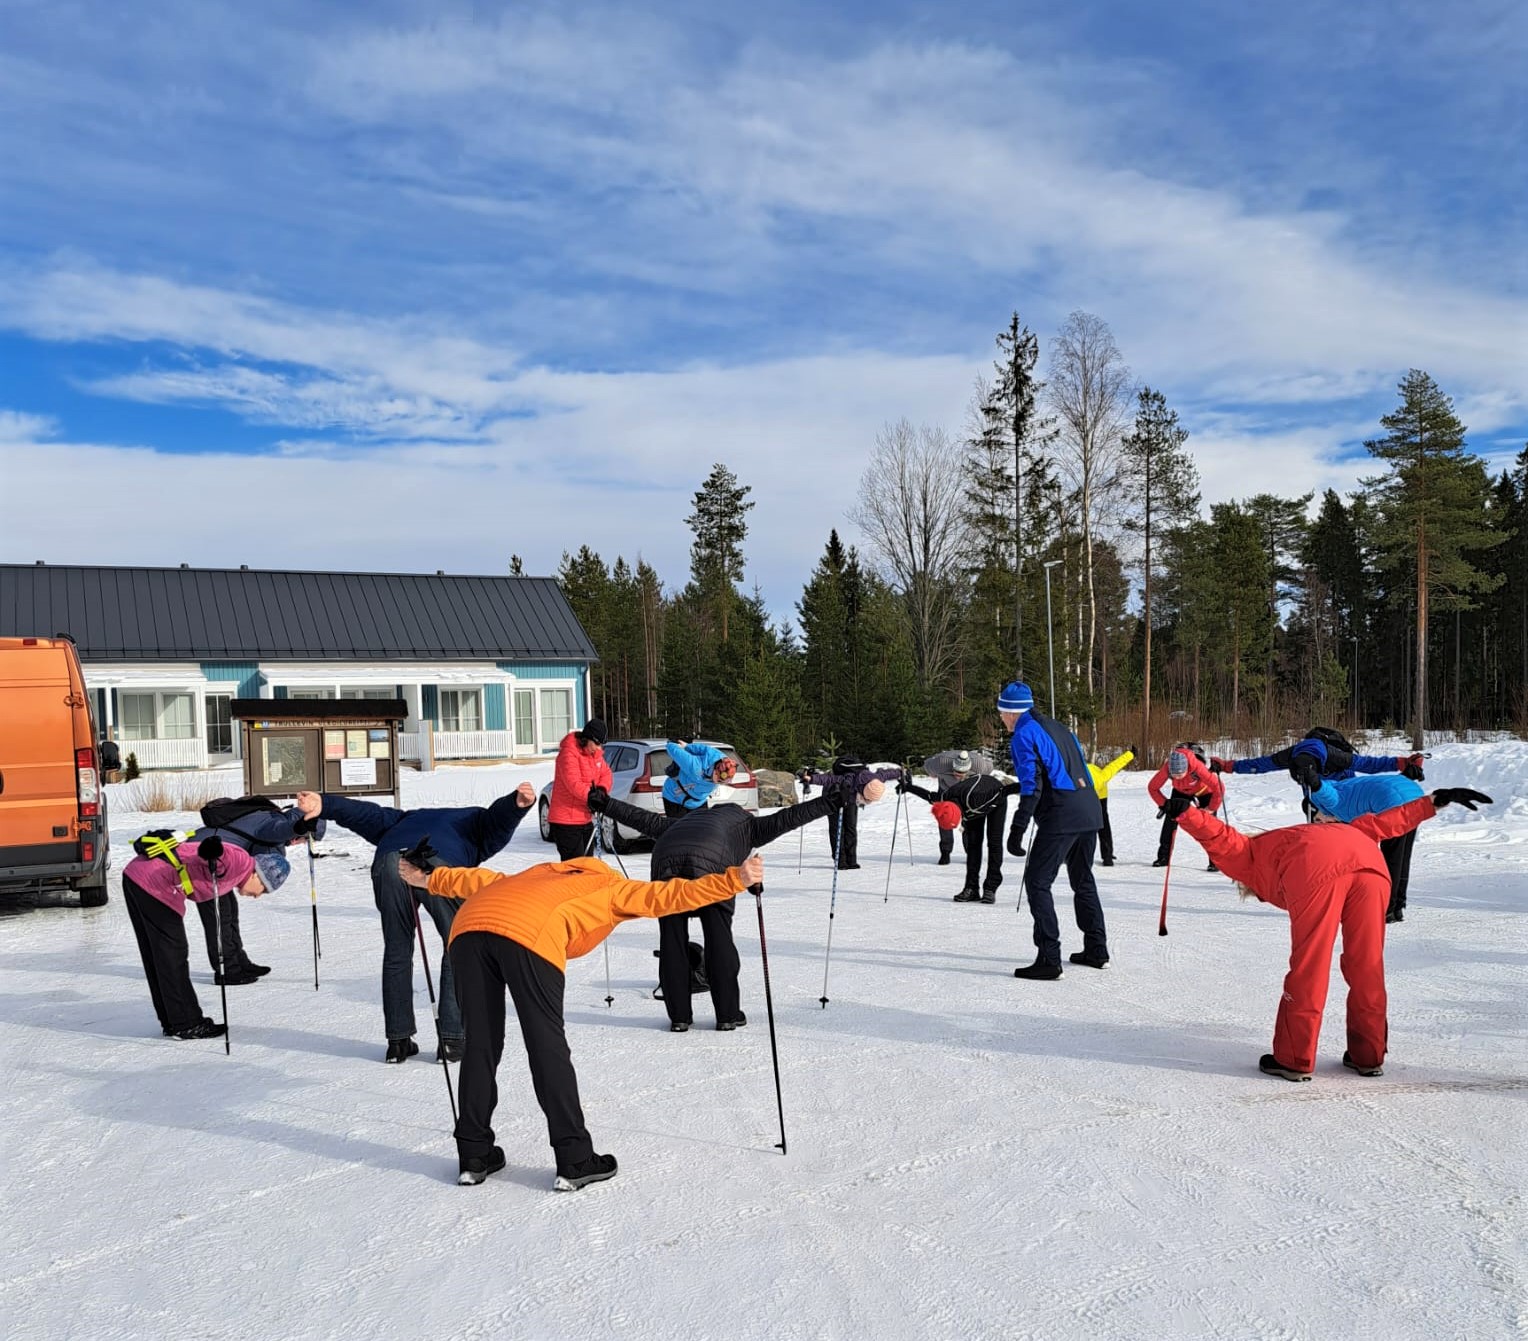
left=797, top=755, right=903, bottom=869
left=295, top=783, right=536, bottom=1063
left=122, top=834, right=290, bottom=1040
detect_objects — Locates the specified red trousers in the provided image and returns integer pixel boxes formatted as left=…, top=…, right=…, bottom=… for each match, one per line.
left=1273, top=871, right=1389, bottom=1073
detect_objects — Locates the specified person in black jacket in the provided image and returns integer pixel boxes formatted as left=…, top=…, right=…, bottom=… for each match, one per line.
left=188, top=800, right=325, bottom=985
left=900, top=767, right=1020, bottom=902
left=591, top=779, right=876, bottom=1030
left=798, top=755, right=904, bottom=869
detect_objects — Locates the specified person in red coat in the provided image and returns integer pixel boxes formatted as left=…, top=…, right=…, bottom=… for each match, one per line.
left=1174, top=787, right=1491, bottom=1081
left=547, top=719, right=615, bottom=860
left=1147, top=746, right=1225, bottom=870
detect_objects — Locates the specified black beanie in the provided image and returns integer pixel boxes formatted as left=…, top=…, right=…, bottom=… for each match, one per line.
left=581, top=718, right=608, bottom=746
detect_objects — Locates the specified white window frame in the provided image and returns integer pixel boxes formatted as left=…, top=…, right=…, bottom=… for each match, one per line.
left=440, top=688, right=483, bottom=733
left=537, top=687, right=572, bottom=747
left=119, top=690, right=198, bottom=741
left=205, top=692, right=235, bottom=755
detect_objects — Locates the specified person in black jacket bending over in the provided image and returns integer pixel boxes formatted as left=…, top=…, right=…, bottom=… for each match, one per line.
left=296, top=782, right=536, bottom=1063
left=900, top=762, right=1021, bottom=903
left=591, top=776, right=882, bottom=1031
left=798, top=755, right=904, bottom=870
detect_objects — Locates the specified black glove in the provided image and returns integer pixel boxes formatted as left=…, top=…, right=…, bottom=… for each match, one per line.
left=896, top=773, right=912, bottom=794
left=1165, top=794, right=1193, bottom=819
left=586, top=785, right=609, bottom=813
left=1402, top=760, right=1426, bottom=782
left=197, top=835, right=224, bottom=870
left=1155, top=805, right=1167, bottom=820
left=1431, top=789, right=1493, bottom=811
left=1126, top=744, right=1137, bottom=758
left=292, top=815, right=317, bottom=837
left=1007, top=808, right=1033, bottom=857
left=1289, top=758, right=1322, bottom=792
left=400, top=836, right=442, bottom=871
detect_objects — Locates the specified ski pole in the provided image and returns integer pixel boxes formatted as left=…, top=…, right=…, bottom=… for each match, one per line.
left=819, top=808, right=845, bottom=1008
left=1157, top=828, right=1176, bottom=936
left=883, top=789, right=902, bottom=903
left=1012, top=816, right=1034, bottom=913
left=210, top=864, right=231, bottom=1055
left=593, top=819, right=614, bottom=1008
left=412, top=899, right=459, bottom=1126
left=903, top=789, right=915, bottom=864
left=751, top=879, right=786, bottom=1155
left=306, top=835, right=321, bottom=991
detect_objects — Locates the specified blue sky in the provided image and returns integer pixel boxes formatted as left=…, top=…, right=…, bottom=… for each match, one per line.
left=2, top=0, right=1523, bottom=619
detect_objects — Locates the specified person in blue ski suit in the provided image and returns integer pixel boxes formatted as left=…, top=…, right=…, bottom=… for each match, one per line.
left=1209, top=727, right=1420, bottom=783
left=295, top=783, right=535, bottom=1063
left=188, top=802, right=326, bottom=983
left=1293, top=750, right=1428, bottom=924
left=998, top=681, right=1108, bottom=978
left=661, top=741, right=735, bottom=817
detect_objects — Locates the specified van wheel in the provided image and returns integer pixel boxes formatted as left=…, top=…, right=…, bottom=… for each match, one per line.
left=78, top=879, right=109, bottom=908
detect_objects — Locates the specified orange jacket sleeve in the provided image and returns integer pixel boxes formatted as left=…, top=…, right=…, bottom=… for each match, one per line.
left=1350, top=796, right=1436, bottom=844
left=426, top=867, right=503, bottom=901
left=607, top=866, right=746, bottom=922
left=1176, top=807, right=1257, bottom=886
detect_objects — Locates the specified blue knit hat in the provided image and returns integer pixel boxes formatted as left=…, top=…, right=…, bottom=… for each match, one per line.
left=252, top=850, right=290, bottom=892
left=997, top=681, right=1034, bottom=713
left=1291, top=738, right=1328, bottom=767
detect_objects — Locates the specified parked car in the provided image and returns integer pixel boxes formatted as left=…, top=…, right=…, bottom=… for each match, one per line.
left=0, top=635, right=112, bottom=906
left=538, top=738, right=758, bottom=853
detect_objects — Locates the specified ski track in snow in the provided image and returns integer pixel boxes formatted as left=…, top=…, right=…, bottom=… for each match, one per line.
left=1, top=744, right=1525, bottom=1340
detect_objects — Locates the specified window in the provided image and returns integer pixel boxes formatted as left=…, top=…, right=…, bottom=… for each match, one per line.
left=206, top=694, right=233, bottom=754
left=440, top=688, right=483, bottom=732
left=119, top=691, right=195, bottom=741
left=539, top=688, right=571, bottom=743
left=288, top=688, right=337, bottom=700
left=512, top=689, right=535, bottom=751
left=606, top=746, right=638, bottom=774
left=340, top=687, right=396, bottom=699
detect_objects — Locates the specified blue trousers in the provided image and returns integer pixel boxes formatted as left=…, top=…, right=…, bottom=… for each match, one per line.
left=373, top=850, right=464, bottom=1042
left=1022, top=827, right=1108, bottom=967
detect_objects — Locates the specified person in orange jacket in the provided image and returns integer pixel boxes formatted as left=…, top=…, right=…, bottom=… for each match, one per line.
left=546, top=719, right=615, bottom=859
left=1173, top=786, right=1491, bottom=1081
left=399, top=846, right=765, bottom=1190
left=1147, top=745, right=1225, bottom=870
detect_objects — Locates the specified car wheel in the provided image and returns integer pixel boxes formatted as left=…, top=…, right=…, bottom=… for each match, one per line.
left=78, top=877, right=109, bottom=908
left=601, top=816, right=630, bottom=856
left=538, top=798, right=553, bottom=843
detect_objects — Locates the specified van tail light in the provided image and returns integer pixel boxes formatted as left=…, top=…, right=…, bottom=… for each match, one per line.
left=76, top=747, right=100, bottom=817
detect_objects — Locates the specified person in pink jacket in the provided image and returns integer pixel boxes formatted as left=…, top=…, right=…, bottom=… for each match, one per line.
left=547, top=718, right=615, bottom=860
left=1174, top=787, right=1490, bottom=1081
left=1147, top=745, right=1225, bottom=870
left=121, top=833, right=290, bottom=1039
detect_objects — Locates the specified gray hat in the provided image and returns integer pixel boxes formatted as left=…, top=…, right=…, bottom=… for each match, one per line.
left=952, top=750, right=972, bottom=774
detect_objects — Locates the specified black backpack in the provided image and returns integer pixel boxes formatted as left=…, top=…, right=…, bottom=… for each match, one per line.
left=1304, top=726, right=1356, bottom=756
left=832, top=754, right=865, bottom=776
left=200, top=795, right=283, bottom=831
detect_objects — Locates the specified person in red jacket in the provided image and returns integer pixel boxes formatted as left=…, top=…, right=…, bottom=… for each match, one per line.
left=1147, top=746, right=1225, bottom=870
left=547, top=718, right=615, bottom=860
left=1174, top=786, right=1491, bottom=1081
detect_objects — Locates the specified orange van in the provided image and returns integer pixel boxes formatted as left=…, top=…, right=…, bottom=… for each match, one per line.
left=0, top=635, right=112, bottom=905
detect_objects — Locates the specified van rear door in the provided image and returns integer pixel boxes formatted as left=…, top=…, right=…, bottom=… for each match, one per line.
left=0, top=644, right=81, bottom=864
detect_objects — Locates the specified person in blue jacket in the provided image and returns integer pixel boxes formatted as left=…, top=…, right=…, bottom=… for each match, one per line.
left=188, top=799, right=326, bottom=984
left=1209, top=727, right=1421, bottom=784
left=661, top=741, right=736, bottom=817
left=1293, top=749, right=1428, bottom=924
left=998, top=681, right=1108, bottom=979
left=295, top=782, right=536, bottom=1063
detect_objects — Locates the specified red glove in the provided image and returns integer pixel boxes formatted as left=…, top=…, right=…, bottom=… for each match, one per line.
left=1209, top=757, right=1234, bottom=774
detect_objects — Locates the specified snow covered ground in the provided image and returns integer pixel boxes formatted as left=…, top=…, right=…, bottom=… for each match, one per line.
left=2, top=746, right=1524, bottom=1340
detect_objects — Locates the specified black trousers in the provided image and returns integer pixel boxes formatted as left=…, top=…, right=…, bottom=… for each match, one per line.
left=658, top=898, right=740, bottom=1026
left=1156, top=794, right=1216, bottom=863
left=1381, top=827, right=1419, bottom=916
left=123, top=876, right=206, bottom=1033
left=938, top=824, right=955, bottom=860
left=449, top=931, right=593, bottom=1174
left=827, top=801, right=858, bottom=868
left=195, top=892, right=253, bottom=974
left=962, top=799, right=1008, bottom=891
left=1097, top=798, right=1114, bottom=863
left=1022, top=827, right=1108, bottom=967
left=549, top=822, right=594, bottom=861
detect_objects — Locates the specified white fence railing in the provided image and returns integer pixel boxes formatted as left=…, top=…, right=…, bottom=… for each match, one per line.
left=400, top=730, right=518, bottom=762
left=117, top=738, right=208, bottom=770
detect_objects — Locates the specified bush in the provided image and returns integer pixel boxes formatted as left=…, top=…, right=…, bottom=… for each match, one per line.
left=123, top=752, right=141, bottom=782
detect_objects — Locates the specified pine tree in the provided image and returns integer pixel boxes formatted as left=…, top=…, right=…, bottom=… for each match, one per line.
left=686, top=463, right=755, bottom=645
left=1205, top=502, right=1274, bottom=724
left=1118, top=388, right=1199, bottom=752
left=1241, top=492, right=1313, bottom=715
left=1362, top=370, right=1504, bottom=747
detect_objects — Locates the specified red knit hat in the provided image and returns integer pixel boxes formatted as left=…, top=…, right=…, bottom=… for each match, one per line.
left=931, top=801, right=962, bottom=831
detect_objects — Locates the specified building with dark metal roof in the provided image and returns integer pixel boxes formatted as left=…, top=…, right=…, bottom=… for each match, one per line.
left=0, top=563, right=597, bottom=768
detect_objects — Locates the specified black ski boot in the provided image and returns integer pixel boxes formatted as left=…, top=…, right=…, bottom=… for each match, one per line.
left=952, top=887, right=980, bottom=903
left=1013, top=960, right=1062, bottom=981
left=385, top=1037, right=419, bottom=1064
left=458, top=1147, right=506, bottom=1186
left=1069, top=951, right=1109, bottom=969
left=669, top=1021, right=691, bottom=1033
left=173, top=1018, right=227, bottom=1040
left=437, top=1037, right=465, bottom=1063
left=1259, top=1053, right=1312, bottom=1082
left=716, top=1013, right=747, bottom=1031
left=555, top=1153, right=618, bottom=1192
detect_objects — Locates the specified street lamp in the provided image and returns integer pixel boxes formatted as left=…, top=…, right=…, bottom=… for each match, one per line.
left=1043, top=559, right=1063, bottom=714
left=1351, top=635, right=1359, bottom=725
